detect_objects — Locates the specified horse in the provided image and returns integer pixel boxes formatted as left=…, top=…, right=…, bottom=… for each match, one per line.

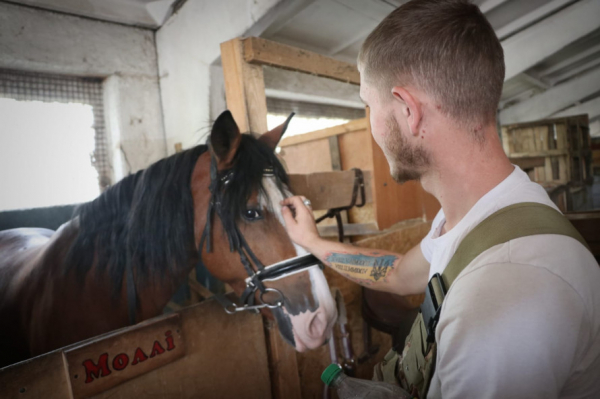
left=0, top=110, right=337, bottom=368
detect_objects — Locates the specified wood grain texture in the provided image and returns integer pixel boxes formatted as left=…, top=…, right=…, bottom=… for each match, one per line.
left=91, top=299, right=271, bottom=399
left=264, top=319, right=301, bottom=399
left=243, top=37, right=360, bottom=85
left=288, top=170, right=373, bottom=211
left=0, top=351, right=72, bottom=399
left=280, top=139, right=333, bottom=174
left=0, top=299, right=273, bottom=399
left=66, top=315, right=185, bottom=398
left=221, top=38, right=268, bottom=134
left=279, top=118, right=367, bottom=147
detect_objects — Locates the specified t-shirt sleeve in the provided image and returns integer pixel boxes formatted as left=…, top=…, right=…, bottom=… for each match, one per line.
left=420, top=209, right=444, bottom=263
left=430, top=262, right=585, bottom=399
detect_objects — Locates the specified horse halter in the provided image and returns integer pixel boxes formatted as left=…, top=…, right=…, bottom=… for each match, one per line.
left=197, top=150, right=321, bottom=314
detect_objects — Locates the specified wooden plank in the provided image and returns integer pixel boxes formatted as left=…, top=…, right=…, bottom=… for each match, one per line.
left=92, top=298, right=272, bottom=399
left=508, top=149, right=568, bottom=158
left=280, top=138, right=333, bottom=174
left=338, top=125, right=373, bottom=171
left=263, top=319, right=301, bottom=399
left=328, top=136, right=342, bottom=171
left=243, top=37, right=360, bottom=85
left=318, top=222, right=380, bottom=237
left=0, top=299, right=273, bottom=399
left=509, top=156, right=546, bottom=170
left=279, top=118, right=367, bottom=147
left=65, top=314, right=185, bottom=398
left=0, top=351, right=72, bottom=399
left=502, top=0, right=600, bottom=81
left=221, top=38, right=268, bottom=134
left=288, top=170, right=373, bottom=210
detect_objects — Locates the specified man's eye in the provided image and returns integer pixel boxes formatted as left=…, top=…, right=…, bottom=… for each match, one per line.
left=243, top=209, right=263, bottom=221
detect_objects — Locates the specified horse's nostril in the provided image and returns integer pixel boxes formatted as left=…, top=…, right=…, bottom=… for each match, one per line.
left=307, top=311, right=327, bottom=337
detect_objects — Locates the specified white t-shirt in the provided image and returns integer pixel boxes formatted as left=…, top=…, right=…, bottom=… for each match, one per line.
left=420, top=166, right=600, bottom=399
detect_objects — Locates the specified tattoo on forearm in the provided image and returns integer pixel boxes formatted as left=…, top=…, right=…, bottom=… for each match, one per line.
left=325, top=252, right=397, bottom=283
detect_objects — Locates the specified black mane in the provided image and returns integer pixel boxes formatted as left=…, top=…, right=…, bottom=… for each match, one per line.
left=64, top=134, right=288, bottom=295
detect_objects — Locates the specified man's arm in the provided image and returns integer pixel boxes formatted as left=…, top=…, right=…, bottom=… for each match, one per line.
left=281, top=196, right=430, bottom=296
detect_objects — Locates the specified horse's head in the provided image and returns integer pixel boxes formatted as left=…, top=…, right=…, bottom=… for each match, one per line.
left=191, top=111, right=337, bottom=352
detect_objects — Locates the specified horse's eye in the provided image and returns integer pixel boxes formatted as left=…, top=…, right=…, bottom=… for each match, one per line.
left=243, top=209, right=263, bottom=221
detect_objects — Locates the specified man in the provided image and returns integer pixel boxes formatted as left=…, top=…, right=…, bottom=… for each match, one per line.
left=280, top=0, right=600, bottom=397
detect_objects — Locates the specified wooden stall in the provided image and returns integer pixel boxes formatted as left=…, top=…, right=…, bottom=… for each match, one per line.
left=502, top=114, right=592, bottom=185
left=0, top=298, right=274, bottom=399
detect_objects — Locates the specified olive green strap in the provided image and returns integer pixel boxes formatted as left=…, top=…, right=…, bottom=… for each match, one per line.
left=442, top=202, right=589, bottom=289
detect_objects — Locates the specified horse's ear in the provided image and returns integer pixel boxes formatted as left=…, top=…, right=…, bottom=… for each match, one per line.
left=210, top=110, right=241, bottom=167
left=259, top=112, right=294, bottom=151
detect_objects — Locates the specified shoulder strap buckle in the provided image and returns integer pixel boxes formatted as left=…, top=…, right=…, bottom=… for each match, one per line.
left=421, top=273, right=447, bottom=343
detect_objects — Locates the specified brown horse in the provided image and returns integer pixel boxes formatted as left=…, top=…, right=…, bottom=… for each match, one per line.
left=0, top=110, right=337, bottom=368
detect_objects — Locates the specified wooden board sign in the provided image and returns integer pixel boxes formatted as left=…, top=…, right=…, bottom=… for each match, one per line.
left=64, top=314, right=185, bottom=398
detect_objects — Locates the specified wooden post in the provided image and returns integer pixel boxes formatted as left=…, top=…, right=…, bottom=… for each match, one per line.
left=220, top=38, right=269, bottom=134
left=220, top=37, right=301, bottom=399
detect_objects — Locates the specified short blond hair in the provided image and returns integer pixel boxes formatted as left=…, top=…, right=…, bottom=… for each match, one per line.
left=358, top=0, right=504, bottom=127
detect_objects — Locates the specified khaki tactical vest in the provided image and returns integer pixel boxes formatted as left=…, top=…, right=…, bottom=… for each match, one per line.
left=373, top=202, right=589, bottom=398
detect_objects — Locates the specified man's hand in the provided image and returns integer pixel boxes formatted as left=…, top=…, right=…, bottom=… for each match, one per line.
left=280, top=196, right=321, bottom=250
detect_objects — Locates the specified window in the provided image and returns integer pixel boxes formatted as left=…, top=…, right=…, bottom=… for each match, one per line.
left=266, top=97, right=365, bottom=137
left=0, top=69, right=108, bottom=211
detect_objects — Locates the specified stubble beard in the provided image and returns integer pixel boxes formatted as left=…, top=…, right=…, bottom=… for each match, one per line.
left=383, top=116, right=431, bottom=184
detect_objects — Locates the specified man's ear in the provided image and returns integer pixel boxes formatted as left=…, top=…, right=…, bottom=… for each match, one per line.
left=258, top=113, right=295, bottom=151
left=210, top=110, right=241, bottom=168
left=391, top=87, right=422, bottom=137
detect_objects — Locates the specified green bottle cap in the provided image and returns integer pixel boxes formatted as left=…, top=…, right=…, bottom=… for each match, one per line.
left=321, top=364, right=343, bottom=386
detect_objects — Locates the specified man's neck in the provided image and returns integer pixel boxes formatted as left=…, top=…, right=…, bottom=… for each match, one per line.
left=422, top=125, right=514, bottom=232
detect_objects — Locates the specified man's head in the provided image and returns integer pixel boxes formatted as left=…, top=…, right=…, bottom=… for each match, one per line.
left=358, top=0, right=505, bottom=183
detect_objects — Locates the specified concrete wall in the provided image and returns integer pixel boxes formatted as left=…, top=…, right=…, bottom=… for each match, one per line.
left=0, top=2, right=166, bottom=182
left=156, top=0, right=282, bottom=154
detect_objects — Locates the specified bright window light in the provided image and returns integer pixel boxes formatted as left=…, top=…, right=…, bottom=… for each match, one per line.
left=0, top=98, right=100, bottom=211
left=267, top=114, right=350, bottom=137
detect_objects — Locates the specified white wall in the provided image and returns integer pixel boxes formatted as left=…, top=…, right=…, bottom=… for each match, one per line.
left=156, top=0, right=282, bottom=154
left=0, top=2, right=166, bottom=182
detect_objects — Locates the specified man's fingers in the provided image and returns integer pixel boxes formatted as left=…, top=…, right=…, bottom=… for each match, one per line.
left=281, top=204, right=296, bottom=225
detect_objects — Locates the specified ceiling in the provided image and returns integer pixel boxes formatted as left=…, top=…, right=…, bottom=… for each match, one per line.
left=6, top=0, right=600, bottom=134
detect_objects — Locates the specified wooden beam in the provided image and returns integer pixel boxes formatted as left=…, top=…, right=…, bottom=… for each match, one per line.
left=495, top=0, right=574, bottom=40
left=508, top=150, right=569, bottom=158
left=242, top=37, right=360, bottom=85
left=552, top=96, right=600, bottom=120
left=318, top=223, right=380, bottom=237
left=548, top=58, right=600, bottom=86
left=288, top=170, right=373, bottom=210
left=221, top=38, right=269, bottom=134
left=502, top=0, right=600, bottom=81
left=508, top=156, right=546, bottom=170
left=500, top=67, right=600, bottom=124
left=279, top=118, right=367, bottom=147
left=521, top=72, right=550, bottom=90
left=540, top=43, right=600, bottom=77
left=479, top=0, right=510, bottom=13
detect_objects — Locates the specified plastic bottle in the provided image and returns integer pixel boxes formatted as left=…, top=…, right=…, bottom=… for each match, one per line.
left=321, top=364, right=413, bottom=399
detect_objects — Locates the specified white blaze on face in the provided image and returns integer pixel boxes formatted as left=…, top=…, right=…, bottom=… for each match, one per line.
left=259, top=177, right=337, bottom=351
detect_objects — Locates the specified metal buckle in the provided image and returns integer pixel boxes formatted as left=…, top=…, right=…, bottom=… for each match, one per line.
left=421, top=273, right=446, bottom=343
